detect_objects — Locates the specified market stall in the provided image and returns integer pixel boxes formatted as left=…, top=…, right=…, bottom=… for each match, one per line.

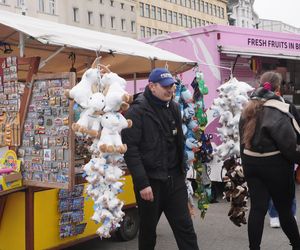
left=0, top=10, right=196, bottom=250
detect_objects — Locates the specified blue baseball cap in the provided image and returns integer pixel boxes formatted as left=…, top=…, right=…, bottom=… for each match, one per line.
left=148, top=68, right=175, bottom=86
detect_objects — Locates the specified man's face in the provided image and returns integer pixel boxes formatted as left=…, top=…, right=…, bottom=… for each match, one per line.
left=149, top=82, right=175, bottom=101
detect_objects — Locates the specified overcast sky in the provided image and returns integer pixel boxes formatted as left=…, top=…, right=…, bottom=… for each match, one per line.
left=253, top=0, right=300, bottom=28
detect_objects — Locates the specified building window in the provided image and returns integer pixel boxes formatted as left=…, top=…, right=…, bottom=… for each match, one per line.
left=121, top=3, right=124, bottom=9
left=173, top=12, right=178, bottom=25
left=49, top=0, right=55, bottom=14
left=157, top=7, right=162, bottom=21
left=213, top=5, right=216, bottom=16
left=73, top=7, right=79, bottom=22
left=167, top=10, right=172, bottom=23
left=110, top=16, right=115, bottom=29
left=196, top=0, right=200, bottom=11
left=140, top=26, right=145, bottom=38
left=217, top=6, right=220, bottom=17
left=186, top=0, right=191, bottom=8
left=146, top=27, right=151, bottom=37
left=200, top=0, right=204, bottom=12
left=145, top=4, right=150, bottom=18
left=162, top=9, right=167, bottom=22
left=151, top=6, right=156, bottom=19
left=0, top=0, right=5, bottom=4
left=139, top=2, right=144, bottom=17
left=208, top=3, right=212, bottom=15
left=38, top=0, right=44, bottom=12
left=152, top=28, right=157, bottom=36
left=121, top=18, right=126, bottom=31
left=197, top=18, right=201, bottom=26
left=88, top=11, right=93, bottom=25
left=188, top=16, right=192, bottom=28
left=221, top=7, right=224, bottom=18
left=100, top=14, right=105, bottom=27
left=16, top=0, right=24, bottom=7
left=183, top=14, right=187, bottom=27
left=191, top=0, right=196, bottom=9
left=204, top=2, right=208, bottom=13
left=131, top=5, right=134, bottom=11
left=99, top=0, right=103, bottom=4
left=131, top=20, right=136, bottom=32
left=178, top=13, right=182, bottom=26
left=110, top=0, right=114, bottom=7
left=192, top=17, right=196, bottom=27
left=158, top=29, right=162, bottom=35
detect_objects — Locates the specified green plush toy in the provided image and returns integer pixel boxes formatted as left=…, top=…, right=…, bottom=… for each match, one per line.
left=196, top=72, right=208, bottom=95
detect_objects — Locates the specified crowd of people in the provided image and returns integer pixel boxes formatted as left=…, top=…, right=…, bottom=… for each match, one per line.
left=121, top=68, right=300, bottom=250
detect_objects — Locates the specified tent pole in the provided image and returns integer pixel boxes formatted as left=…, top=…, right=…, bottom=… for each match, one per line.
left=19, top=32, right=25, bottom=58
left=151, top=60, right=155, bottom=70
left=133, top=72, right=137, bottom=94
left=39, top=47, right=65, bottom=69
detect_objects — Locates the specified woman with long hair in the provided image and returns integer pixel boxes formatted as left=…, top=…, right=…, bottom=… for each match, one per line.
left=239, top=71, right=300, bottom=250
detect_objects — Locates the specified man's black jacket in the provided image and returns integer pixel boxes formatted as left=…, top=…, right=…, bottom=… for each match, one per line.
left=121, top=92, right=185, bottom=191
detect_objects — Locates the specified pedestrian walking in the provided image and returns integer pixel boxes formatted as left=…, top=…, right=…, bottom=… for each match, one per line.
left=239, top=71, right=300, bottom=250
left=122, top=68, right=199, bottom=250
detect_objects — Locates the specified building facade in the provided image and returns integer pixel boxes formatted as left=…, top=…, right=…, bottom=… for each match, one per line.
left=227, top=0, right=259, bottom=28
left=0, top=0, right=137, bottom=38
left=0, top=0, right=228, bottom=39
left=137, top=0, right=228, bottom=38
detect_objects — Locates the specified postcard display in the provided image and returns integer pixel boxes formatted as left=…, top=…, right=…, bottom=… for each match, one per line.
left=0, top=56, right=24, bottom=147
left=58, top=184, right=87, bottom=238
left=18, top=73, right=76, bottom=189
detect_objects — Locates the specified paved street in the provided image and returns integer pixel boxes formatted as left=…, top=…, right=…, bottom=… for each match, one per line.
left=66, top=185, right=300, bottom=250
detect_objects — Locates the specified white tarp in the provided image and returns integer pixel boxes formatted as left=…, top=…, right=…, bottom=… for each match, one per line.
left=0, top=10, right=195, bottom=76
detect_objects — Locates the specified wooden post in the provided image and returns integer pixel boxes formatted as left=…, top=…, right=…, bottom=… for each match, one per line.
left=0, top=196, right=7, bottom=229
left=18, top=57, right=41, bottom=137
left=25, top=187, right=34, bottom=250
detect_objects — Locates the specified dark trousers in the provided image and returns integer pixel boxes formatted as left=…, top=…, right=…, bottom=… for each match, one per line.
left=134, top=174, right=199, bottom=250
left=243, top=156, right=300, bottom=250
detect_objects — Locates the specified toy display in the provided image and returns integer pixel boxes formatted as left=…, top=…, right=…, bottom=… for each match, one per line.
left=174, top=71, right=213, bottom=218
left=0, top=56, right=24, bottom=147
left=18, top=73, right=75, bottom=189
left=0, top=150, right=22, bottom=192
left=210, top=77, right=253, bottom=226
left=67, top=62, right=132, bottom=238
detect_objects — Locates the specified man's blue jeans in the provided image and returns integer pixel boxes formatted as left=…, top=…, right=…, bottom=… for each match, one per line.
left=268, top=198, right=297, bottom=218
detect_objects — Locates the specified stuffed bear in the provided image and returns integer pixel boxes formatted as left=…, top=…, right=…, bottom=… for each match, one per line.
left=65, top=67, right=101, bottom=108
left=72, top=92, right=105, bottom=137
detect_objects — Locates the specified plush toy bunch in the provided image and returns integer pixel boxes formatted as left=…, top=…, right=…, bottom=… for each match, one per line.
left=210, top=77, right=253, bottom=226
left=222, top=157, right=248, bottom=227
left=65, top=59, right=132, bottom=238
left=174, top=73, right=213, bottom=218
left=210, top=78, right=253, bottom=160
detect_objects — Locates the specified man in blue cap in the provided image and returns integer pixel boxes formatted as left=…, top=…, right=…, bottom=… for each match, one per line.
left=122, top=68, right=199, bottom=250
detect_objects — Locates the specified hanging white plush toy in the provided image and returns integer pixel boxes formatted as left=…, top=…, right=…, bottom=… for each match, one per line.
left=98, top=112, right=132, bottom=154
left=72, top=92, right=105, bottom=137
left=65, top=67, right=101, bottom=108
left=101, top=72, right=133, bottom=112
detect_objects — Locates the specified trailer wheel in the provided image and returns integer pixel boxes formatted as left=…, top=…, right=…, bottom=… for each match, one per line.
left=115, top=207, right=139, bottom=241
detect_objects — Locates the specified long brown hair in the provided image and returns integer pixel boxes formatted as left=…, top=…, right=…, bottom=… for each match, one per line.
left=241, top=71, right=282, bottom=149
left=241, top=100, right=264, bottom=148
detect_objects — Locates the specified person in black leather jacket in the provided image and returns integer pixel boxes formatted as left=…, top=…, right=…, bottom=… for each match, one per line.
left=122, top=68, right=199, bottom=250
left=239, top=71, right=300, bottom=250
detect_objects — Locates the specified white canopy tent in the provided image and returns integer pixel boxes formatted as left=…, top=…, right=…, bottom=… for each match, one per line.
left=0, top=10, right=196, bottom=79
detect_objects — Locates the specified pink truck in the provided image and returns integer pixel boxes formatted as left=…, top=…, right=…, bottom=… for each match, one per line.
left=137, top=24, right=300, bottom=181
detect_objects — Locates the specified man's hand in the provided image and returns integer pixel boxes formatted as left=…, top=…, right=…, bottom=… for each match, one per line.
left=140, top=186, right=154, bottom=202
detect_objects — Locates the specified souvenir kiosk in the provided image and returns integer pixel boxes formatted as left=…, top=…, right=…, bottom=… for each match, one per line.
left=0, top=11, right=196, bottom=250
